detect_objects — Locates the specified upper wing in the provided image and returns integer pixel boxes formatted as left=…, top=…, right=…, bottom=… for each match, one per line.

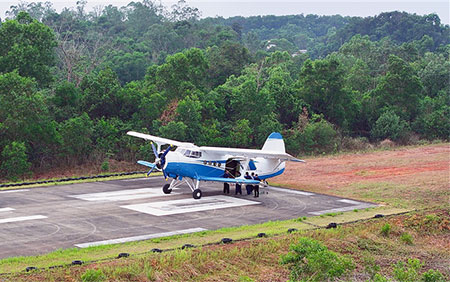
left=127, top=131, right=197, bottom=148
left=197, top=176, right=260, bottom=185
left=199, top=146, right=304, bottom=162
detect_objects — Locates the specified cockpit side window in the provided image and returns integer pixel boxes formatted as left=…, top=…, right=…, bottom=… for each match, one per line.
left=192, top=151, right=202, bottom=158
left=183, top=150, right=202, bottom=158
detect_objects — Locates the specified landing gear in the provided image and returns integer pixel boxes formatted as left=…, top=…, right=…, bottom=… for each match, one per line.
left=162, top=177, right=203, bottom=199
left=162, top=183, right=172, bottom=194
left=193, top=189, right=202, bottom=199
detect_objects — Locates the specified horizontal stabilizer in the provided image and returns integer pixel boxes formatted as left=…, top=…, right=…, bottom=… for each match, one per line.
left=198, top=176, right=260, bottom=185
left=137, top=160, right=157, bottom=168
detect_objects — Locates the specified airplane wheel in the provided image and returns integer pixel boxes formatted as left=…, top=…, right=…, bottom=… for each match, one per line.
left=193, top=189, right=202, bottom=199
left=162, top=183, right=172, bottom=194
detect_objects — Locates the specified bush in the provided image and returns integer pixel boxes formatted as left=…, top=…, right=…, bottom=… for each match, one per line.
left=371, top=111, right=410, bottom=143
left=287, top=116, right=339, bottom=155
left=421, top=269, right=446, bottom=282
left=81, top=269, right=106, bottom=282
left=400, top=232, right=413, bottom=245
left=369, top=259, right=445, bottom=282
left=380, top=223, right=391, bottom=237
left=101, top=160, right=109, bottom=172
left=393, top=258, right=423, bottom=282
left=0, top=141, right=31, bottom=181
left=280, top=237, right=354, bottom=282
left=340, top=136, right=372, bottom=151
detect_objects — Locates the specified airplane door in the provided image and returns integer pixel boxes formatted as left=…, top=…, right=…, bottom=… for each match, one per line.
left=225, top=159, right=241, bottom=178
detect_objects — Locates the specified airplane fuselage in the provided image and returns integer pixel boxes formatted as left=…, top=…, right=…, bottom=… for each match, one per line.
left=163, top=147, right=285, bottom=181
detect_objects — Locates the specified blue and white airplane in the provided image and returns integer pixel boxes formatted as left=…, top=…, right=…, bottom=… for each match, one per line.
left=127, top=131, right=304, bottom=199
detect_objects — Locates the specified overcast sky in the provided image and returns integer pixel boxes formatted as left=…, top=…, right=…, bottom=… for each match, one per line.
left=1, top=0, right=449, bottom=24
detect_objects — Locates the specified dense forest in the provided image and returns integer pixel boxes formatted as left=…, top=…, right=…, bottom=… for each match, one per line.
left=0, top=0, right=449, bottom=180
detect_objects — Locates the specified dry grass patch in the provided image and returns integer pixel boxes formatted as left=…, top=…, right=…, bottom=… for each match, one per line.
left=8, top=209, right=449, bottom=282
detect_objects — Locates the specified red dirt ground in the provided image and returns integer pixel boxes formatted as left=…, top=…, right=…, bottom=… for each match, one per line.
left=272, top=144, right=449, bottom=205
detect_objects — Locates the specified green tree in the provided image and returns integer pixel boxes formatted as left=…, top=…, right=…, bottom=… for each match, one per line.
left=59, top=113, right=94, bottom=162
left=206, top=41, right=251, bottom=87
left=0, top=71, right=60, bottom=164
left=49, top=81, right=82, bottom=122
left=230, top=119, right=252, bottom=147
left=297, top=58, right=357, bottom=129
left=412, top=93, right=450, bottom=140
left=106, top=51, right=150, bottom=84
left=418, top=52, right=450, bottom=98
left=1, top=141, right=31, bottom=181
left=159, top=121, right=187, bottom=141
left=80, top=68, right=122, bottom=119
left=155, top=48, right=208, bottom=99
left=176, top=94, right=203, bottom=141
left=263, top=65, right=301, bottom=127
left=92, top=118, right=124, bottom=156
left=372, top=55, right=423, bottom=121
left=0, top=12, right=57, bottom=86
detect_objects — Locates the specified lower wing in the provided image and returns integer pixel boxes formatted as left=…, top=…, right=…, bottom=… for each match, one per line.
left=137, top=160, right=157, bottom=168
left=198, top=176, right=260, bottom=185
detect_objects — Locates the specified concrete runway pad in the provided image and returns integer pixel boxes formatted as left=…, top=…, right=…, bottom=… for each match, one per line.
left=0, top=177, right=375, bottom=258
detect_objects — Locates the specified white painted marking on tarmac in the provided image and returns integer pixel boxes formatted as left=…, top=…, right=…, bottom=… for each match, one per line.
left=75, top=227, right=207, bottom=248
left=0, top=189, right=30, bottom=194
left=0, top=215, right=47, bottom=224
left=0, top=208, right=15, bottom=212
left=268, top=186, right=314, bottom=196
left=70, top=187, right=179, bottom=202
left=338, top=199, right=361, bottom=205
left=308, top=204, right=376, bottom=215
left=121, top=196, right=260, bottom=216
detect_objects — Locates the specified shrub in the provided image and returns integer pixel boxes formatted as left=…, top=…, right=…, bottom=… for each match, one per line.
left=372, top=273, right=389, bottom=282
left=380, top=223, right=391, bottom=237
left=371, top=111, right=410, bottom=143
left=287, top=116, right=339, bottom=155
left=421, top=269, right=446, bottom=282
left=280, top=237, right=354, bottom=282
left=400, top=232, right=413, bottom=245
left=101, top=160, right=110, bottom=172
left=81, top=269, right=106, bottom=282
left=0, top=141, right=31, bottom=181
left=393, top=258, right=423, bottom=282
left=340, top=136, right=371, bottom=151
left=238, top=276, right=255, bottom=282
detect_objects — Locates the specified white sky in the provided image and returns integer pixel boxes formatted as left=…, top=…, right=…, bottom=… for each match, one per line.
left=1, top=0, right=449, bottom=24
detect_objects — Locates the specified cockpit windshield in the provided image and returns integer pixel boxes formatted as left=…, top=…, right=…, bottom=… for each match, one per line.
left=179, top=149, right=202, bottom=158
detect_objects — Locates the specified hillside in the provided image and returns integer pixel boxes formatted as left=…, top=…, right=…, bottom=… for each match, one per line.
left=0, top=0, right=449, bottom=181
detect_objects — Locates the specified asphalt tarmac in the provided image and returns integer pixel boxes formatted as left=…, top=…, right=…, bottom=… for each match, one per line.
left=0, top=177, right=375, bottom=258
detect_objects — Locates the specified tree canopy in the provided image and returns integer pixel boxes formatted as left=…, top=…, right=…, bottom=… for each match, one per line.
left=0, top=1, right=449, bottom=180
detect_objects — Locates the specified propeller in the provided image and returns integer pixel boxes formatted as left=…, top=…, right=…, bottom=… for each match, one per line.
left=145, top=142, right=172, bottom=179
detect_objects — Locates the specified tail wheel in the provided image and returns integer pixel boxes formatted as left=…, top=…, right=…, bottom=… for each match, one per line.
left=162, top=183, right=172, bottom=194
left=193, top=189, right=202, bottom=199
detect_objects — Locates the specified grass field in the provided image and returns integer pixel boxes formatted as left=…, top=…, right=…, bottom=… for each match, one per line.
left=2, top=143, right=449, bottom=281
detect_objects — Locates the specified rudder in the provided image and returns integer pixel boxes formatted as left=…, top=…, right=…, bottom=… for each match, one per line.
left=261, top=132, right=285, bottom=153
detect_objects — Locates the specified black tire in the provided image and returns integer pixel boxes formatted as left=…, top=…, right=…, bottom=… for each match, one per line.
left=117, top=252, right=130, bottom=258
left=162, top=183, right=172, bottom=194
left=193, top=189, right=202, bottom=199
